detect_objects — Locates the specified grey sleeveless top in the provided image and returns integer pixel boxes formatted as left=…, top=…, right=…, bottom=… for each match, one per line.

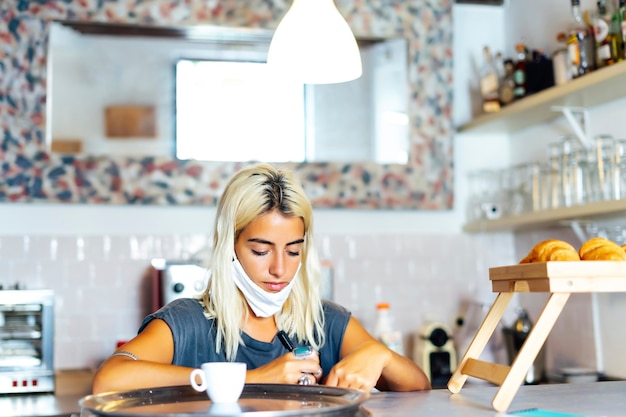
left=138, top=298, right=351, bottom=378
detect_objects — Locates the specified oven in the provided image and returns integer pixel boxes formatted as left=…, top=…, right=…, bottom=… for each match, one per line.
left=0, top=289, right=55, bottom=394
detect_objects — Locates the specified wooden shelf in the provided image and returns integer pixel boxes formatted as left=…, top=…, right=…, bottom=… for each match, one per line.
left=463, top=199, right=626, bottom=233
left=457, top=60, right=626, bottom=134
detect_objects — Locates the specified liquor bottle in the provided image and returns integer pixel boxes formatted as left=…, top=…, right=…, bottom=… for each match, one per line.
left=610, top=0, right=625, bottom=62
left=595, top=0, right=612, bottom=67
left=553, top=32, right=572, bottom=86
left=494, top=51, right=505, bottom=80
left=567, top=0, right=596, bottom=78
left=513, top=43, right=529, bottom=100
left=595, top=0, right=622, bottom=67
left=479, top=45, right=500, bottom=113
left=499, top=58, right=516, bottom=106
left=616, top=0, right=626, bottom=59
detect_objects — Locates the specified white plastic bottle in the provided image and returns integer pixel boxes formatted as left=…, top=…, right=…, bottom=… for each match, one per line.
left=374, top=302, right=404, bottom=356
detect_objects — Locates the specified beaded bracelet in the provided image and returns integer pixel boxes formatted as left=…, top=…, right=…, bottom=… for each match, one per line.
left=110, top=350, right=138, bottom=360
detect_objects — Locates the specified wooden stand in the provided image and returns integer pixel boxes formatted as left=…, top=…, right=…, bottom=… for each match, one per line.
left=447, top=261, right=626, bottom=412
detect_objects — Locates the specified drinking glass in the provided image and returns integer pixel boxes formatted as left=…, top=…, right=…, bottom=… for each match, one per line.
left=562, top=148, right=592, bottom=206
left=590, top=134, right=616, bottom=202
left=466, top=169, right=501, bottom=221
left=614, top=138, right=626, bottom=200
left=538, top=163, right=559, bottom=211
left=509, top=162, right=540, bottom=215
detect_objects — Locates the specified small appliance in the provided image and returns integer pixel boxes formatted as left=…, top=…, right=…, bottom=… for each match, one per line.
left=413, top=322, right=457, bottom=389
left=150, top=259, right=210, bottom=311
left=502, top=309, right=546, bottom=384
left=0, top=289, right=55, bottom=394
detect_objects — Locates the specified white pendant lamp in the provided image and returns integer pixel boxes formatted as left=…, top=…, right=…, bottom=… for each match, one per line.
left=267, top=0, right=362, bottom=84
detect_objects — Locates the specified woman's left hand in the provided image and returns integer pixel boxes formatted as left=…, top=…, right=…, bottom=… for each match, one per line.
left=323, top=340, right=389, bottom=391
left=322, top=316, right=431, bottom=392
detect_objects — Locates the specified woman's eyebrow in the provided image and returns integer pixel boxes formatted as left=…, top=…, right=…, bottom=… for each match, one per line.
left=247, top=238, right=304, bottom=246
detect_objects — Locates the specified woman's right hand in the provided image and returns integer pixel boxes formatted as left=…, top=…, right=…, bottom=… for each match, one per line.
left=245, top=350, right=322, bottom=385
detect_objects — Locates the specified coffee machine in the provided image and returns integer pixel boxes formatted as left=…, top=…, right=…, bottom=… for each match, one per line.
left=413, top=322, right=457, bottom=389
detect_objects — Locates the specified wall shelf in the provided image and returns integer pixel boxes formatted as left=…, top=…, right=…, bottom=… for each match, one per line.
left=457, top=60, right=626, bottom=134
left=463, top=199, right=626, bottom=233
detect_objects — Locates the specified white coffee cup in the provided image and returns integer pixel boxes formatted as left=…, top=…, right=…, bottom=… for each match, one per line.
left=190, top=362, right=246, bottom=403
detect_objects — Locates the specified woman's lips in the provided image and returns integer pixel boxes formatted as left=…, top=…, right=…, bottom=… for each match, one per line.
left=263, top=282, right=287, bottom=292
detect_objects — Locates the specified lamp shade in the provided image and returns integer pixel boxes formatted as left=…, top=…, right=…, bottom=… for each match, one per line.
left=267, top=0, right=362, bottom=84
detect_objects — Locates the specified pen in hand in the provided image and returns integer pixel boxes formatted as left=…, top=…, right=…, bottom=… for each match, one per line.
left=277, top=330, right=314, bottom=358
left=277, top=330, right=295, bottom=352
left=277, top=330, right=317, bottom=385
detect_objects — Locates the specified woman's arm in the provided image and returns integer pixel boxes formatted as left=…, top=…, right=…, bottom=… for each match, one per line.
left=92, top=319, right=192, bottom=394
left=324, top=316, right=431, bottom=392
left=92, top=318, right=324, bottom=393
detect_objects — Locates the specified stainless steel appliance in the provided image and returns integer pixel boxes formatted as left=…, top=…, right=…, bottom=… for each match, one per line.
left=150, top=259, right=210, bottom=310
left=0, top=289, right=55, bottom=394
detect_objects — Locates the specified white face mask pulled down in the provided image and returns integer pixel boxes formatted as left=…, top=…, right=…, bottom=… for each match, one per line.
left=232, top=258, right=300, bottom=317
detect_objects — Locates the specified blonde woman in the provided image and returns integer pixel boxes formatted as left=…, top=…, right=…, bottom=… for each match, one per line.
left=92, top=164, right=430, bottom=394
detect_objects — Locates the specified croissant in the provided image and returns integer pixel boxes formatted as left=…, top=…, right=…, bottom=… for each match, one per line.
left=520, top=239, right=580, bottom=263
left=580, top=237, right=626, bottom=261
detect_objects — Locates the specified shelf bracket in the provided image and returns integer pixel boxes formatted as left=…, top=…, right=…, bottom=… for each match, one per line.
left=567, top=219, right=588, bottom=244
left=550, top=106, right=592, bottom=148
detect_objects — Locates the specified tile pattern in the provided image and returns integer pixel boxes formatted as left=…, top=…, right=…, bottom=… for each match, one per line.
left=0, top=232, right=513, bottom=370
left=0, top=0, right=453, bottom=209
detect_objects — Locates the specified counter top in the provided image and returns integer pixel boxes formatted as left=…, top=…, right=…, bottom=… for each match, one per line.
left=2, top=369, right=93, bottom=417
left=3, top=373, right=626, bottom=417
left=366, top=381, right=626, bottom=416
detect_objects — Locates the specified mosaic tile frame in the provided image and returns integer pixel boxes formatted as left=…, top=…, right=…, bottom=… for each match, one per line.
left=0, top=0, right=453, bottom=209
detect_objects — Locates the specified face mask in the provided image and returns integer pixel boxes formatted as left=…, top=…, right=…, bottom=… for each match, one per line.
left=232, top=258, right=300, bottom=317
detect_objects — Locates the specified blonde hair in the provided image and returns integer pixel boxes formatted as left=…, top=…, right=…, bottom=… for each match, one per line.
left=201, top=164, right=324, bottom=360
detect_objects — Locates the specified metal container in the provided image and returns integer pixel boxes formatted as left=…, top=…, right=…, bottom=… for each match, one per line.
left=80, top=384, right=370, bottom=416
left=0, top=289, right=55, bottom=394
left=150, top=259, right=210, bottom=310
left=502, top=309, right=545, bottom=385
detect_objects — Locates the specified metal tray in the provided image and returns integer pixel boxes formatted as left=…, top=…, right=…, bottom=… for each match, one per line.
left=79, top=384, right=371, bottom=417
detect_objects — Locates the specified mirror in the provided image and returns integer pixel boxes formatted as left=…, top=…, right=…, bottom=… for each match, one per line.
left=47, top=21, right=409, bottom=164
left=1, top=1, right=453, bottom=210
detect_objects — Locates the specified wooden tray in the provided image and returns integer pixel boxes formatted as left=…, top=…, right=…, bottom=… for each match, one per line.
left=489, top=261, right=626, bottom=293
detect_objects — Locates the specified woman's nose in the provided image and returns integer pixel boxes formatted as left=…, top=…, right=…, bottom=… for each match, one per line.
left=269, top=253, right=285, bottom=277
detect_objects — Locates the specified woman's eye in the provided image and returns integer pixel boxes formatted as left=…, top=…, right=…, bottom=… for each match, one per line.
left=252, top=250, right=268, bottom=256
left=287, top=250, right=301, bottom=257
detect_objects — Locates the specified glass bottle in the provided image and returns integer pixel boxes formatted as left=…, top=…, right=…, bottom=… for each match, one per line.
left=374, top=303, right=404, bottom=355
left=611, top=0, right=626, bottom=61
left=595, top=0, right=622, bottom=67
left=595, top=0, right=612, bottom=68
left=499, top=58, right=516, bottom=106
left=513, top=43, right=529, bottom=100
left=553, top=32, right=572, bottom=86
left=479, top=45, right=500, bottom=113
left=567, top=0, right=596, bottom=78
left=617, top=0, right=626, bottom=58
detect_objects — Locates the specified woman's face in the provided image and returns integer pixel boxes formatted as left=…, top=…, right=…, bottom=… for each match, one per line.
left=234, top=210, right=305, bottom=293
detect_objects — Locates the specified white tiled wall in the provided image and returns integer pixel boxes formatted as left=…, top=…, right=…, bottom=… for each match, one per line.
left=0, top=232, right=516, bottom=370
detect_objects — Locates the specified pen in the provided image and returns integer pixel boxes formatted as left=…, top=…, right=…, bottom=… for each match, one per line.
left=277, top=330, right=295, bottom=351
